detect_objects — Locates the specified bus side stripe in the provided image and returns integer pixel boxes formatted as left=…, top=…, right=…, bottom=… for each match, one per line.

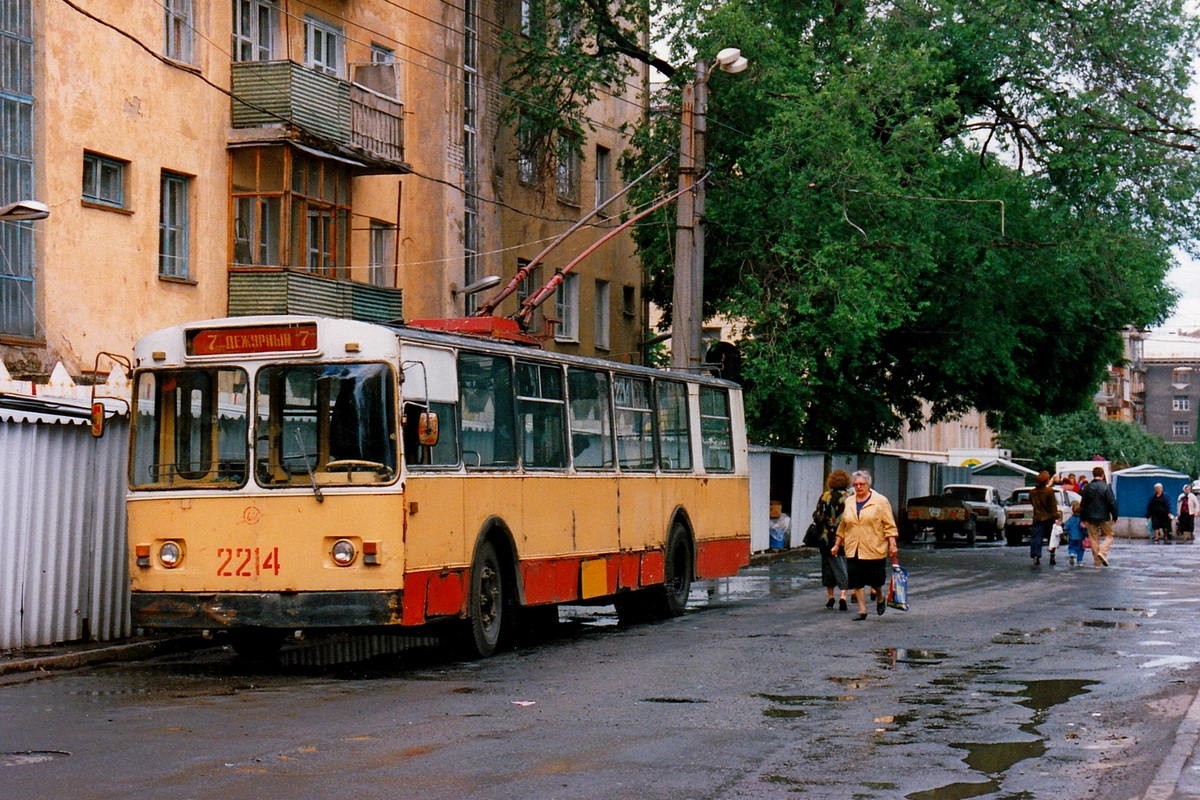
left=695, top=538, right=750, bottom=579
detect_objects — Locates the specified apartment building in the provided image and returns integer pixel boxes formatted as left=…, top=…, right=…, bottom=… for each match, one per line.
left=0, top=0, right=648, bottom=381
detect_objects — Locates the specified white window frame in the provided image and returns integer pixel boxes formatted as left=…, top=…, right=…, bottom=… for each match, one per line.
left=164, top=0, right=194, bottom=64
left=594, top=145, right=611, bottom=213
left=594, top=279, right=610, bottom=350
left=369, top=220, right=396, bottom=287
left=556, top=132, right=580, bottom=204
left=1174, top=395, right=1191, bottom=412
left=555, top=272, right=579, bottom=342
left=1174, top=420, right=1190, bottom=437
left=159, top=172, right=190, bottom=280
left=305, top=15, right=344, bottom=78
left=233, top=0, right=278, bottom=63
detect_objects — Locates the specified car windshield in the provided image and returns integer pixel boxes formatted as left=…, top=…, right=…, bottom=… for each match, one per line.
left=945, top=487, right=988, bottom=501
left=1010, top=490, right=1032, bottom=504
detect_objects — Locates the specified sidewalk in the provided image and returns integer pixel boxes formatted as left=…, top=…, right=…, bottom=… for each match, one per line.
left=0, top=633, right=211, bottom=677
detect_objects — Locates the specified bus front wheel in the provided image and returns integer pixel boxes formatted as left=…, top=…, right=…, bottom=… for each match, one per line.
left=464, top=540, right=504, bottom=658
left=653, top=523, right=693, bottom=619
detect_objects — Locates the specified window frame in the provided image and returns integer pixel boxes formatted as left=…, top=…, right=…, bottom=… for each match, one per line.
left=1174, top=395, right=1191, bottom=412
left=555, top=131, right=581, bottom=204
left=614, top=374, right=655, bottom=472
left=232, top=0, right=278, bottom=63
left=164, top=0, right=194, bottom=64
left=594, top=279, right=610, bottom=351
left=554, top=272, right=579, bottom=342
left=594, top=145, right=611, bottom=214
left=158, top=171, right=191, bottom=280
left=1174, top=420, right=1191, bottom=438
left=368, top=220, right=397, bottom=287
left=304, top=15, right=344, bottom=78
left=567, top=367, right=614, bottom=470
left=656, top=379, right=693, bottom=472
left=82, top=152, right=127, bottom=209
left=515, top=361, right=568, bottom=470
left=699, top=386, right=735, bottom=473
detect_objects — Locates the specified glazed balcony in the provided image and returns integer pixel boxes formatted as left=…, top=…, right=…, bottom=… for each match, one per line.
left=231, top=61, right=408, bottom=172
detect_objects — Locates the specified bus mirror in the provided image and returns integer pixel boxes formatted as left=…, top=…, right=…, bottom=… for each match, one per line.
left=418, top=411, right=439, bottom=447
left=90, top=402, right=105, bottom=438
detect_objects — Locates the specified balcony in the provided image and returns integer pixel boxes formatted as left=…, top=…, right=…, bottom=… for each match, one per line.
left=228, top=269, right=403, bottom=325
left=231, top=61, right=408, bottom=173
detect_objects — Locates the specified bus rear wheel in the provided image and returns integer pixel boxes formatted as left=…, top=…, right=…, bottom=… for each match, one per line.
left=652, top=523, right=693, bottom=619
left=464, top=540, right=504, bottom=658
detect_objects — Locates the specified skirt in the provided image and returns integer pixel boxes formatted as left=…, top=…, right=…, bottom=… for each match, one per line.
left=846, top=556, right=887, bottom=590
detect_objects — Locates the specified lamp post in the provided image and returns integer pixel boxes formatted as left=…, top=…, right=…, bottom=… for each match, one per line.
left=671, top=47, right=747, bottom=372
left=0, top=200, right=49, bottom=221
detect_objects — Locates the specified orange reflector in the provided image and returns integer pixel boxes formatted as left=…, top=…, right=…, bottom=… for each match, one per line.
left=135, top=544, right=151, bottom=558
left=362, top=541, right=378, bottom=555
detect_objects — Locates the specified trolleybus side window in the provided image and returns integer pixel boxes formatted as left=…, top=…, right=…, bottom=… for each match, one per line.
left=699, top=385, right=734, bottom=473
left=459, top=352, right=517, bottom=468
left=656, top=379, right=692, bottom=471
left=516, top=360, right=567, bottom=469
left=566, top=367, right=614, bottom=469
left=131, top=369, right=249, bottom=488
left=254, top=362, right=397, bottom=485
left=614, top=374, right=654, bottom=471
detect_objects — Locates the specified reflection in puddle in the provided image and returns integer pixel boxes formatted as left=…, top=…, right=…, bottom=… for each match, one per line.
left=755, top=692, right=853, bottom=720
left=1077, top=620, right=1139, bottom=630
left=1140, top=655, right=1200, bottom=669
left=880, top=648, right=951, bottom=669
left=906, top=678, right=1096, bottom=800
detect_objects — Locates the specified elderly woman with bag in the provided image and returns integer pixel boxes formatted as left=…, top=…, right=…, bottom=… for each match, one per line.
left=811, top=469, right=851, bottom=610
left=831, top=469, right=899, bottom=621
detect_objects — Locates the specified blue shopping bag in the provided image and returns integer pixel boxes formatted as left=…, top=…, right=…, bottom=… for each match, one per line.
left=888, top=558, right=909, bottom=611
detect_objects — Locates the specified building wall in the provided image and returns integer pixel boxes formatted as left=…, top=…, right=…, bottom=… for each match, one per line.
left=1142, top=360, right=1200, bottom=443
left=3, top=0, right=648, bottom=380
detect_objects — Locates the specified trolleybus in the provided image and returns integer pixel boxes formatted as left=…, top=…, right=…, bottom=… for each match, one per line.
left=127, top=315, right=750, bottom=657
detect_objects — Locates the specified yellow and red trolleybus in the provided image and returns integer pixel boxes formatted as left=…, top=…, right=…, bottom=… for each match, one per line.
left=127, top=316, right=750, bottom=657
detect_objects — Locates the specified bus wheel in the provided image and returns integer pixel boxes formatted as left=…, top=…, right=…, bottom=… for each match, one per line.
left=228, top=628, right=285, bottom=662
left=654, top=524, right=693, bottom=618
left=465, top=540, right=504, bottom=658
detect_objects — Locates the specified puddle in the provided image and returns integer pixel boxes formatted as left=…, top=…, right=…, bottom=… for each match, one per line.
left=906, top=678, right=1095, bottom=800
left=879, top=648, right=951, bottom=669
left=1077, top=620, right=1138, bottom=630
left=755, top=692, right=852, bottom=720
left=1139, top=655, right=1200, bottom=669
left=0, top=750, right=71, bottom=767
left=641, top=696, right=709, bottom=704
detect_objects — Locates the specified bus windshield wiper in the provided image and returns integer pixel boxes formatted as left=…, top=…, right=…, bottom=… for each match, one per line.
left=293, top=429, right=324, bottom=503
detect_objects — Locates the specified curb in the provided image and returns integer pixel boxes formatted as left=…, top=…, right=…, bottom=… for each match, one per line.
left=0, top=635, right=212, bottom=677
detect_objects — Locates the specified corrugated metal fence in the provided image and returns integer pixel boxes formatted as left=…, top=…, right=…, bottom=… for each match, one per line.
left=0, top=405, right=129, bottom=649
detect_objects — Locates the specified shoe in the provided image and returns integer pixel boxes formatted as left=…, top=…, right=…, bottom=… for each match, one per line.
left=839, top=599, right=848, bottom=611
left=853, top=613, right=868, bottom=621
left=1034, top=556, right=1040, bottom=565
left=877, top=599, right=886, bottom=616
left=1069, top=555, right=1076, bottom=566
left=1098, top=553, right=1109, bottom=566
left=1049, top=554, right=1056, bottom=565
left=826, top=597, right=836, bottom=609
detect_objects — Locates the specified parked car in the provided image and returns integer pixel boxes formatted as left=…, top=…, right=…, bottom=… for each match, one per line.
left=1003, top=487, right=1080, bottom=547
left=902, top=494, right=977, bottom=545
left=942, top=484, right=1007, bottom=541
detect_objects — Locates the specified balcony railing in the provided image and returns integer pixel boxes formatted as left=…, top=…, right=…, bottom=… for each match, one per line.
left=228, top=268, right=403, bottom=324
left=231, top=61, right=406, bottom=170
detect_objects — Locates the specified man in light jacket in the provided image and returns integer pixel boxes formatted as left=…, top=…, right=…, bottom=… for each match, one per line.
left=1079, top=466, right=1118, bottom=566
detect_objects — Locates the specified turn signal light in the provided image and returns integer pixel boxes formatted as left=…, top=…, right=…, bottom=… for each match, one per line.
left=363, top=540, right=380, bottom=566
left=136, top=544, right=151, bottom=568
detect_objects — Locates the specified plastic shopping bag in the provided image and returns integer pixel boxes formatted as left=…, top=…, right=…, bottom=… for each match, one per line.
left=888, top=558, right=909, bottom=611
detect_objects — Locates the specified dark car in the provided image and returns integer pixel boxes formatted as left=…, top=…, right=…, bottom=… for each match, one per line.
left=901, top=494, right=977, bottom=545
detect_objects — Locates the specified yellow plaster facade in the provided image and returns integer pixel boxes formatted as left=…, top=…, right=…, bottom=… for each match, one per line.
left=2, top=0, right=648, bottom=378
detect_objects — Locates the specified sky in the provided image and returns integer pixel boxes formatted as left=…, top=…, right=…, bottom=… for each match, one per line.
left=1159, top=253, right=1200, bottom=334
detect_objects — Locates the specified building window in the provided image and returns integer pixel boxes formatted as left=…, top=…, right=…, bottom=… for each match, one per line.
left=517, top=120, right=538, bottom=184
left=622, top=284, right=636, bottom=317
left=159, top=172, right=190, bottom=280
left=0, top=0, right=35, bottom=337
left=305, top=15, right=344, bottom=78
left=555, top=272, right=579, bottom=342
left=594, top=145, right=611, bottom=213
left=1173, top=367, right=1191, bottom=387
left=1174, top=421, right=1190, bottom=438
left=556, top=132, right=580, bottom=204
left=369, top=220, right=396, bottom=287
left=233, top=0, right=278, bottom=62
left=1174, top=396, right=1191, bottom=412
left=82, top=152, right=126, bottom=208
left=164, top=0, right=194, bottom=63
left=594, top=279, right=610, bottom=350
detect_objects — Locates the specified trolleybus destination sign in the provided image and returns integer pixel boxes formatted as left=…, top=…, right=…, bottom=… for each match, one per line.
left=187, top=323, right=319, bottom=356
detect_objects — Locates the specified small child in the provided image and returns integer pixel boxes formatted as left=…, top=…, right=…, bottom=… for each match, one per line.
left=1065, top=501, right=1086, bottom=566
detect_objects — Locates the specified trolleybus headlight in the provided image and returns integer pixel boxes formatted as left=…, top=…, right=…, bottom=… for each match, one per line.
left=159, top=541, right=182, bottom=568
left=331, top=539, right=357, bottom=566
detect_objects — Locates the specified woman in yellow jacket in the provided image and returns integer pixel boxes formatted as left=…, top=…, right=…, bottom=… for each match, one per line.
left=831, top=469, right=899, bottom=620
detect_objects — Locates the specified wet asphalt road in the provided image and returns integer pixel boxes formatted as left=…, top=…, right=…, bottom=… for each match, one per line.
left=3, top=538, right=1200, bottom=800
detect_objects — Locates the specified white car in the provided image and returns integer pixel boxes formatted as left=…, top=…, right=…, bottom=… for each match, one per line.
left=1004, top=487, right=1080, bottom=547
left=942, top=484, right=1007, bottom=541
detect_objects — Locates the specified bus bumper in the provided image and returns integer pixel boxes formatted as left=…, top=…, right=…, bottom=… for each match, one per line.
left=131, top=591, right=404, bottom=629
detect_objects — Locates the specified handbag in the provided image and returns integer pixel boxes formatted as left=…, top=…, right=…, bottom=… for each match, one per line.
left=887, top=557, right=909, bottom=611
left=830, top=553, right=849, bottom=589
left=802, top=522, right=821, bottom=547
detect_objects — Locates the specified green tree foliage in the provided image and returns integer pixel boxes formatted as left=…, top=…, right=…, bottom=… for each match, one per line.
left=997, top=410, right=1200, bottom=476
left=503, top=0, right=1200, bottom=450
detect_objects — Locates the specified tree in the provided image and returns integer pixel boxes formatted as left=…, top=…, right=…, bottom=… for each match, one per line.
left=502, top=0, right=1200, bottom=449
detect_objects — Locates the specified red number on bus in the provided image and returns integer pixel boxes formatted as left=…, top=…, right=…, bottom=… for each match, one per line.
left=261, top=547, right=280, bottom=576
left=217, top=548, right=233, bottom=577
left=236, top=548, right=253, bottom=577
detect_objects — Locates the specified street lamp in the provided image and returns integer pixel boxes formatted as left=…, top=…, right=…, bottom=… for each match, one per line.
left=671, top=48, right=747, bottom=372
left=0, top=200, right=49, bottom=221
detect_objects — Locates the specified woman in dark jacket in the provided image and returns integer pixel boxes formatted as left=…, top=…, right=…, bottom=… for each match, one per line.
left=1029, top=470, right=1059, bottom=566
left=1147, top=483, right=1173, bottom=542
left=812, top=469, right=851, bottom=610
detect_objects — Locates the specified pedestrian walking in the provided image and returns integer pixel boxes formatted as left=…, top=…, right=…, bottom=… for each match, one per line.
left=1065, top=502, right=1086, bottom=566
left=830, top=469, right=900, bottom=621
left=1079, top=466, right=1118, bottom=566
left=1147, top=483, right=1173, bottom=543
left=811, top=469, right=851, bottom=610
left=1030, top=470, right=1059, bottom=566
left=1177, top=483, right=1198, bottom=541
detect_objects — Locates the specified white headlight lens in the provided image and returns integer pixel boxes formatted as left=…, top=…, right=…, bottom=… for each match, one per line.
left=159, top=541, right=182, bottom=568
left=331, top=539, right=356, bottom=566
